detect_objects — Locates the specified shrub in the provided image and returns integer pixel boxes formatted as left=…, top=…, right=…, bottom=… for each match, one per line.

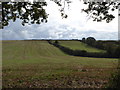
left=107, top=69, right=120, bottom=89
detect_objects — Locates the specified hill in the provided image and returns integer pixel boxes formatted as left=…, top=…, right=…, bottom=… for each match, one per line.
left=2, top=40, right=118, bottom=88
left=59, top=40, right=105, bottom=53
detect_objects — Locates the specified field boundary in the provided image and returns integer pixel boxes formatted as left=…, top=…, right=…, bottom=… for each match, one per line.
left=48, top=40, right=119, bottom=58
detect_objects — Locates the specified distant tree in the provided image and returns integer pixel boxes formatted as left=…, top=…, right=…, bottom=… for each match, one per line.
left=86, top=37, right=96, bottom=46
left=82, top=37, right=86, bottom=43
left=114, top=46, right=120, bottom=58
left=55, top=40, right=59, bottom=44
left=95, top=41, right=104, bottom=49
left=106, top=45, right=113, bottom=55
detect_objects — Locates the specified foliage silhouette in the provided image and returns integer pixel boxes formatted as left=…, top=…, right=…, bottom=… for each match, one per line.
left=1, top=0, right=119, bottom=28
left=2, top=2, right=48, bottom=27
left=85, top=37, right=96, bottom=46
left=82, top=2, right=119, bottom=23
left=48, top=40, right=119, bottom=58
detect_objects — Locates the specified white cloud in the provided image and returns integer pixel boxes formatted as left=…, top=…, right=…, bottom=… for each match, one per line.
left=1, top=0, right=118, bottom=40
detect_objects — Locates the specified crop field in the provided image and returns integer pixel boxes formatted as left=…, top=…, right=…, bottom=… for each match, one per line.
left=2, top=40, right=118, bottom=88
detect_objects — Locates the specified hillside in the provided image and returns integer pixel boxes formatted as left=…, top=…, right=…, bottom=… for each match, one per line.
left=59, top=41, right=105, bottom=53
left=2, top=40, right=118, bottom=88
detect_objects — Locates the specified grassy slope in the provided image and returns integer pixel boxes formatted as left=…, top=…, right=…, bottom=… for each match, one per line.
left=59, top=41, right=105, bottom=53
left=2, top=40, right=118, bottom=88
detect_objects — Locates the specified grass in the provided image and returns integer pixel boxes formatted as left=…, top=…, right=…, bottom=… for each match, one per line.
left=59, top=41, right=105, bottom=53
left=2, top=40, right=118, bottom=88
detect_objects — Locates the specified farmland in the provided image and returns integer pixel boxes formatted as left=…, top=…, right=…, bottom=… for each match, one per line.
left=2, top=40, right=118, bottom=88
left=59, top=41, right=105, bottom=53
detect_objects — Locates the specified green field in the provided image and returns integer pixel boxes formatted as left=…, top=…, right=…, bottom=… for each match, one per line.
left=2, top=40, right=118, bottom=88
left=59, top=41, right=105, bottom=53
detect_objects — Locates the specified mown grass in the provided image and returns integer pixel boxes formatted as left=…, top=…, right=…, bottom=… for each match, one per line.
left=59, top=41, right=105, bottom=53
left=2, top=40, right=118, bottom=88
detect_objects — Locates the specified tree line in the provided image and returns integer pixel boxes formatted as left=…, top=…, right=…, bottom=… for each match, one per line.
left=47, top=39, right=120, bottom=58
left=81, top=37, right=120, bottom=58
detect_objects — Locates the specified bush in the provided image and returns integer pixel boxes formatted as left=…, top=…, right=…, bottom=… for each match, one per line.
left=107, top=69, right=120, bottom=89
left=73, top=50, right=87, bottom=56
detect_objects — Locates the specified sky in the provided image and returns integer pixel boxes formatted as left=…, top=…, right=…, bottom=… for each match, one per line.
left=0, top=0, right=118, bottom=40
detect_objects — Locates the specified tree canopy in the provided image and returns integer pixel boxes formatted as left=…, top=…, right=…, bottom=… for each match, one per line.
left=82, top=2, right=119, bottom=23
left=1, top=0, right=119, bottom=29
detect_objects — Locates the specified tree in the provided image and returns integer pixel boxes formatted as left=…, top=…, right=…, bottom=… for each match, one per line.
left=55, top=40, right=59, bottom=44
left=1, top=0, right=119, bottom=29
left=106, top=44, right=113, bottom=55
left=2, top=2, right=48, bottom=27
left=82, top=37, right=86, bottom=43
left=82, top=1, right=119, bottom=23
left=86, top=37, right=96, bottom=46
left=95, top=41, right=104, bottom=49
left=114, top=46, right=120, bottom=58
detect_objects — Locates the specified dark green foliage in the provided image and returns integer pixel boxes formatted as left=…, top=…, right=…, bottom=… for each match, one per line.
left=1, top=1, right=70, bottom=28
left=82, top=2, right=118, bottom=23
left=81, top=37, right=86, bottom=43
left=55, top=40, right=59, bottom=44
left=48, top=40, right=118, bottom=58
left=82, top=38, right=120, bottom=58
left=114, top=46, right=120, bottom=58
left=95, top=41, right=104, bottom=49
left=108, top=69, right=120, bottom=89
left=86, top=37, right=96, bottom=47
left=103, top=42, right=120, bottom=58
left=1, top=1, right=118, bottom=29
left=106, top=45, right=113, bottom=55
left=2, top=2, right=48, bottom=28
left=74, top=50, right=87, bottom=56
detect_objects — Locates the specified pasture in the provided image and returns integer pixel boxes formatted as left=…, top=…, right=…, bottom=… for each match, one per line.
left=59, top=41, right=105, bottom=53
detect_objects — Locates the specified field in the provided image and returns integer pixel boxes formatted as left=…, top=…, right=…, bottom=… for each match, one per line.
left=59, top=41, right=105, bottom=53
left=2, top=40, right=118, bottom=88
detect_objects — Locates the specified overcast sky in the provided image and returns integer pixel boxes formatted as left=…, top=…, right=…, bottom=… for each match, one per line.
left=0, top=0, right=118, bottom=40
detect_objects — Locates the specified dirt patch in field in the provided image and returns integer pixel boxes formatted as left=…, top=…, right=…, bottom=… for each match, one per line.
left=2, top=68, right=116, bottom=88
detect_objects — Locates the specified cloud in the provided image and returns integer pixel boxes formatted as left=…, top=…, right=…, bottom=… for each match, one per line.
left=1, top=21, right=118, bottom=40
left=0, top=0, right=118, bottom=40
